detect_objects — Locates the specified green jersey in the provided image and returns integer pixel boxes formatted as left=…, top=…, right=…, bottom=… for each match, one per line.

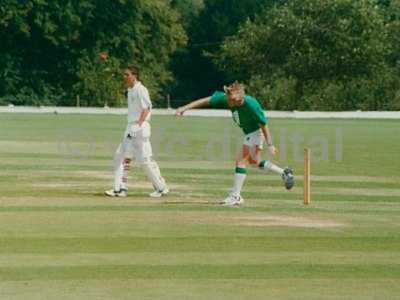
left=209, top=91, right=268, bottom=134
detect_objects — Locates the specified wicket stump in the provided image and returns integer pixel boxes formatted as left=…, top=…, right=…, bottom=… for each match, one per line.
left=304, top=148, right=311, bottom=205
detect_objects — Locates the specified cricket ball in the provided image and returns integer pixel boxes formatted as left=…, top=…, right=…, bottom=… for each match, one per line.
left=99, top=52, right=108, bottom=62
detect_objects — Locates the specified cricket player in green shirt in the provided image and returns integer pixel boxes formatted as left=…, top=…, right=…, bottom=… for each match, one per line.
left=176, top=81, right=294, bottom=206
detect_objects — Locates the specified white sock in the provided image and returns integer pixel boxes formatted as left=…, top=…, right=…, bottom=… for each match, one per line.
left=259, top=160, right=284, bottom=175
left=231, top=168, right=247, bottom=197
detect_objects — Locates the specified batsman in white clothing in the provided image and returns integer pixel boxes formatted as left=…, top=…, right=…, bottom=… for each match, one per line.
left=105, top=65, right=169, bottom=198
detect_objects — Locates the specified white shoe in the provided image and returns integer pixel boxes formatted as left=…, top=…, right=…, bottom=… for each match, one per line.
left=105, top=189, right=127, bottom=197
left=220, top=194, right=244, bottom=206
left=149, top=187, right=169, bottom=198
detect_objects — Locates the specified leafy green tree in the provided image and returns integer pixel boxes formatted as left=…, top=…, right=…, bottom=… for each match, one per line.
left=0, top=0, right=186, bottom=106
left=218, top=0, right=399, bottom=110
left=0, top=0, right=85, bottom=104
left=383, top=0, right=400, bottom=108
left=170, top=0, right=276, bottom=102
left=78, top=0, right=186, bottom=104
left=171, top=0, right=204, bottom=29
left=72, top=52, right=123, bottom=107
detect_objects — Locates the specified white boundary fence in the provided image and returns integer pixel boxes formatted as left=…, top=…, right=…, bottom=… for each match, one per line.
left=1, top=106, right=400, bottom=119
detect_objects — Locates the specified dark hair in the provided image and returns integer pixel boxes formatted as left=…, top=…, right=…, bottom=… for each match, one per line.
left=126, top=65, right=139, bottom=79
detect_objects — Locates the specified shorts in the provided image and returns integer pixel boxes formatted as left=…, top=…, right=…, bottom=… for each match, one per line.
left=243, top=129, right=265, bottom=149
left=120, top=121, right=152, bottom=162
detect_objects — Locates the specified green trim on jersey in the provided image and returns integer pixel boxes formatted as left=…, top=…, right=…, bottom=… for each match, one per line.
left=209, top=91, right=268, bottom=134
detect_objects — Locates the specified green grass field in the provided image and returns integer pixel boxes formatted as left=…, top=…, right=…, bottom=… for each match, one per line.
left=1, top=113, right=400, bottom=299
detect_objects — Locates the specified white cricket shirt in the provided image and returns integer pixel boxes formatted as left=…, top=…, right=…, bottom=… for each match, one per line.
left=127, top=81, right=152, bottom=123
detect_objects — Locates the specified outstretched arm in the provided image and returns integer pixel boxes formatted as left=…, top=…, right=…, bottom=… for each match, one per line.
left=175, top=97, right=211, bottom=116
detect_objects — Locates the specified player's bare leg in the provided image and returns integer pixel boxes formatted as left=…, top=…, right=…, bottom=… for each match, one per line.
left=250, top=145, right=295, bottom=190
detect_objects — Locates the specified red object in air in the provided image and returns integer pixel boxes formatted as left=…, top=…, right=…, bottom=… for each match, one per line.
left=99, top=52, right=108, bottom=62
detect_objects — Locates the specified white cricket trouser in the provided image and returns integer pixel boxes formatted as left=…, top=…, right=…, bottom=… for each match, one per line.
left=112, top=122, right=166, bottom=192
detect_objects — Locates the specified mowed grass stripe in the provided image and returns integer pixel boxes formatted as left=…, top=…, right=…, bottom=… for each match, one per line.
left=1, top=204, right=400, bottom=215
left=2, top=171, right=400, bottom=193
left=4, top=174, right=400, bottom=190
left=3, top=166, right=400, bottom=182
left=1, top=264, right=400, bottom=281
left=3, top=170, right=400, bottom=196
left=164, top=177, right=400, bottom=189
left=1, top=191, right=400, bottom=203
left=4, top=169, right=400, bottom=183
left=0, top=237, right=399, bottom=253
left=1, top=252, right=400, bottom=267
left=1, top=279, right=400, bottom=300
left=0, top=152, right=111, bottom=160
left=6, top=187, right=400, bottom=200
left=0, top=163, right=108, bottom=172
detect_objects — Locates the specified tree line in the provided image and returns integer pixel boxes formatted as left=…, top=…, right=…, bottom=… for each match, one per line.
left=1, top=0, right=399, bottom=110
